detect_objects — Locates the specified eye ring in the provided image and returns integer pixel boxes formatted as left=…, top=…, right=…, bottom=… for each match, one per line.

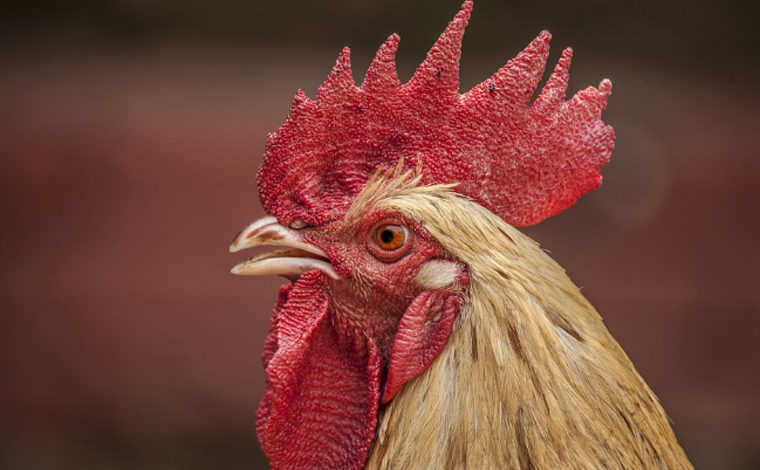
left=374, top=224, right=406, bottom=251
left=368, top=221, right=413, bottom=263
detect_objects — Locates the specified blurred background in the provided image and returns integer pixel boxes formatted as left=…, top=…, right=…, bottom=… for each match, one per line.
left=1, top=0, right=758, bottom=468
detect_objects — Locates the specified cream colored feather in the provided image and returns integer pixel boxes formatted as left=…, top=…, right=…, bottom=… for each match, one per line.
left=355, top=172, right=693, bottom=470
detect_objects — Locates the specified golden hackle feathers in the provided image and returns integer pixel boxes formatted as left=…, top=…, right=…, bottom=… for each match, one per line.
left=348, top=172, right=692, bottom=470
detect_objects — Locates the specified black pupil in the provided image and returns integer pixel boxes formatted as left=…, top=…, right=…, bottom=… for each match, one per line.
left=380, top=229, right=396, bottom=245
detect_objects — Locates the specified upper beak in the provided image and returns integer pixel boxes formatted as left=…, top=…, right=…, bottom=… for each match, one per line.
left=229, top=216, right=339, bottom=281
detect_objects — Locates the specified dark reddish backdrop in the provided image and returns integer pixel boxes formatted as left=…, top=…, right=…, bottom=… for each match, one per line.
left=1, top=0, right=758, bottom=468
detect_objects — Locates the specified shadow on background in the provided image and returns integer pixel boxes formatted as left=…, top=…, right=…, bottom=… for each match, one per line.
left=1, top=0, right=759, bottom=468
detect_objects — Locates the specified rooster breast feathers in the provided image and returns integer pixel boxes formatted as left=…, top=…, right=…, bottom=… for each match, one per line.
left=354, top=172, right=692, bottom=470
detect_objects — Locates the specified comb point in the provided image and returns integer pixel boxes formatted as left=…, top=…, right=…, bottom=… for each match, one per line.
left=317, top=47, right=356, bottom=103
left=406, top=0, right=472, bottom=98
left=599, top=78, right=613, bottom=95
left=362, top=34, right=401, bottom=93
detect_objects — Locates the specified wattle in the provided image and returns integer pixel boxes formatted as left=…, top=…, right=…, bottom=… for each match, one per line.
left=256, top=271, right=382, bottom=470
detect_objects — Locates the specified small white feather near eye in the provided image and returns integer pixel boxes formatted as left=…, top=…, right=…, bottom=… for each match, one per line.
left=416, top=260, right=462, bottom=290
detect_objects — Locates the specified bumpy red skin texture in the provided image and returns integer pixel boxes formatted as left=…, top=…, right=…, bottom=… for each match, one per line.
left=256, top=214, right=464, bottom=470
left=256, top=273, right=382, bottom=470
left=257, top=0, right=614, bottom=230
left=381, top=290, right=460, bottom=403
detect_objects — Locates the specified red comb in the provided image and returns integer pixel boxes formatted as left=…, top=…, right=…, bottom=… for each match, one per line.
left=257, top=0, right=614, bottom=227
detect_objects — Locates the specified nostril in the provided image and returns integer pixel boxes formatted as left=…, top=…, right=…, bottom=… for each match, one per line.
left=289, top=219, right=309, bottom=230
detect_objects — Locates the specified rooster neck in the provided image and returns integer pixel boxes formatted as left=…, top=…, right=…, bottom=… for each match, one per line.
left=359, top=189, right=692, bottom=470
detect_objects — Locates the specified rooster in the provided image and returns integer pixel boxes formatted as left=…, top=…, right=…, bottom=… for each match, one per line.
left=229, top=1, right=693, bottom=469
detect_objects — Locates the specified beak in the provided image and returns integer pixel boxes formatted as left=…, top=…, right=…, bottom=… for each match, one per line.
left=229, top=216, right=339, bottom=281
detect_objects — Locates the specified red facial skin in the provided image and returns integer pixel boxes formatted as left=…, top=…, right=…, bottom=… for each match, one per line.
left=307, top=214, right=449, bottom=357
left=256, top=212, right=465, bottom=470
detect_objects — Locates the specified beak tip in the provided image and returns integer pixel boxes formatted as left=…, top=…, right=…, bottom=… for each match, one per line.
left=230, top=262, right=246, bottom=275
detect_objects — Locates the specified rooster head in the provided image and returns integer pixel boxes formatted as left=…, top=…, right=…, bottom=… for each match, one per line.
left=230, top=1, right=614, bottom=469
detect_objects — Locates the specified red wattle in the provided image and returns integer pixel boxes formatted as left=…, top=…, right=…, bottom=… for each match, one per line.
left=256, top=271, right=382, bottom=470
left=382, top=290, right=459, bottom=403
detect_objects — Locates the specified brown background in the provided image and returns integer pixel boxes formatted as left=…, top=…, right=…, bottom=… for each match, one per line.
left=1, top=0, right=759, bottom=468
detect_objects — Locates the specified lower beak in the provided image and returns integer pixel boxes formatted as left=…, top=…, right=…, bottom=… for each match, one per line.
left=229, top=216, right=339, bottom=281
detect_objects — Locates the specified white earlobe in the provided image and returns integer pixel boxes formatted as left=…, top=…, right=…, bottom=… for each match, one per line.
left=415, top=260, right=462, bottom=290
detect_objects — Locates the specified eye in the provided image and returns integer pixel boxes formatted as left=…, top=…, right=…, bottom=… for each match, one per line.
left=367, top=220, right=414, bottom=263
left=374, top=224, right=406, bottom=251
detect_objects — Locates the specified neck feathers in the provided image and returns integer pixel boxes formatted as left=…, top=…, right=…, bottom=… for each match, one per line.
left=364, top=184, right=692, bottom=470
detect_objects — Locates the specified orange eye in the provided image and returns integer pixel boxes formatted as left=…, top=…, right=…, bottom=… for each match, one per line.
left=374, top=224, right=406, bottom=251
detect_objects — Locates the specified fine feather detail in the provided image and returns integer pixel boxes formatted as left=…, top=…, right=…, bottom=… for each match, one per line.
left=353, top=173, right=693, bottom=470
left=415, top=260, right=462, bottom=290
